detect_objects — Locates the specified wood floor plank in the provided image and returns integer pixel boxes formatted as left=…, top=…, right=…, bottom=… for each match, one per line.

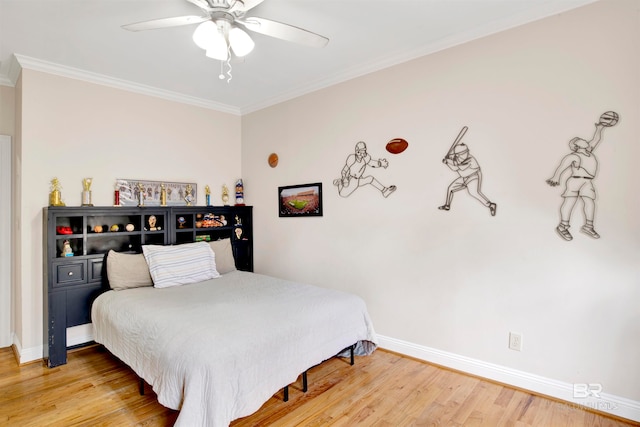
left=0, top=345, right=637, bottom=427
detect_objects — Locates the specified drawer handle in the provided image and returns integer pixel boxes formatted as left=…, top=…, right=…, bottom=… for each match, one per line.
left=68, top=272, right=74, bottom=276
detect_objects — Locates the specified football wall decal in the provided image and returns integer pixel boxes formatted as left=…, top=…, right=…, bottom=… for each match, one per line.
left=386, top=138, right=409, bottom=154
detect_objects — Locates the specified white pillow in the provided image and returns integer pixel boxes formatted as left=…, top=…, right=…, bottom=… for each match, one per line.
left=208, top=239, right=237, bottom=274
left=142, top=242, right=220, bottom=288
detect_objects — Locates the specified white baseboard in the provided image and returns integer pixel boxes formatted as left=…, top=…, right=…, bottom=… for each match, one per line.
left=12, top=325, right=95, bottom=365
left=12, top=333, right=43, bottom=365
left=377, top=334, right=640, bottom=423
left=67, top=324, right=94, bottom=347
left=12, top=330, right=639, bottom=422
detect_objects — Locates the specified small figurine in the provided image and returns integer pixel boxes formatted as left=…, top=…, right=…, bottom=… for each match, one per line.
left=235, top=179, right=245, bottom=206
left=160, top=183, right=167, bottom=206
left=234, top=215, right=242, bottom=226
left=222, top=185, right=230, bottom=206
left=235, top=227, right=243, bottom=240
left=81, top=178, right=93, bottom=207
left=177, top=216, right=186, bottom=229
left=148, top=215, right=158, bottom=231
left=184, top=184, right=194, bottom=206
left=62, top=240, right=73, bottom=257
left=205, top=185, right=211, bottom=206
left=49, top=178, right=65, bottom=206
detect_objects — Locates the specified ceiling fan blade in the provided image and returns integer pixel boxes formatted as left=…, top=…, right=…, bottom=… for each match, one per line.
left=229, top=0, right=265, bottom=13
left=238, top=17, right=328, bottom=48
left=186, top=0, right=211, bottom=11
left=122, top=15, right=209, bottom=32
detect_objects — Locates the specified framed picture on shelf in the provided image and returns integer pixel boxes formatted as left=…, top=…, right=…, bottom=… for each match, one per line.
left=278, top=182, right=323, bottom=217
left=116, top=179, right=196, bottom=206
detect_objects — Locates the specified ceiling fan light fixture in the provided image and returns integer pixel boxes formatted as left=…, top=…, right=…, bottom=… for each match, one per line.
left=192, top=21, right=217, bottom=50
left=205, top=44, right=229, bottom=61
left=229, top=27, right=254, bottom=57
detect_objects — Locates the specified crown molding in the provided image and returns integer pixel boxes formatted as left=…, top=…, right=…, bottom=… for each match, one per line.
left=9, top=54, right=241, bottom=115
left=0, top=54, right=22, bottom=87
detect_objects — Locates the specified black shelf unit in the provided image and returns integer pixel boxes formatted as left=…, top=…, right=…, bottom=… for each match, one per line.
left=170, top=205, right=253, bottom=272
left=43, top=205, right=253, bottom=367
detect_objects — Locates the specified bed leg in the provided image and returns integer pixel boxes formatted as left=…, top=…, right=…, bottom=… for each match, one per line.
left=283, top=385, right=289, bottom=402
left=302, top=371, right=308, bottom=393
left=139, top=378, right=145, bottom=396
left=350, top=344, right=356, bottom=366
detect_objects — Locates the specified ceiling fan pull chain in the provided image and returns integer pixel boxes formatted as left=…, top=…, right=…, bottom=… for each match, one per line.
left=226, top=45, right=233, bottom=83
left=219, top=60, right=225, bottom=80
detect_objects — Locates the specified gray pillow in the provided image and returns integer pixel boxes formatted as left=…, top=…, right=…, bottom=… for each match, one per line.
left=106, top=250, right=153, bottom=290
left=208, top=239, right=237, bottom=274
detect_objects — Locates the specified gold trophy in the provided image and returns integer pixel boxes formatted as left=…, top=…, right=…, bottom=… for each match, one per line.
left=184, top=184, right=194, bottom=206
left=49, top=178, right=65, bottom=206
left=205, top=185, right=211, bottom=206
left=81, top=178, right=93, bottom=206
left=160, top=183, right=167, bottom=206
left=137, top=182, right=145, bottom=207
left=221, top=184, right=230, bottom=206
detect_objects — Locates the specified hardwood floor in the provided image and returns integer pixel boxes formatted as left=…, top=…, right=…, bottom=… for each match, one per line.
left=0, top=345, right=637, bottom=426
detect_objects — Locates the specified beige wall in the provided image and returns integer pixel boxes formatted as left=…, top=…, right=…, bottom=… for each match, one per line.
left=242, top=0, right=639, bottom=405
left=15, top=69, right=241, bottom=355
left=0, top=85, right=15, bottom=136
left=4, top=0, right=638, bottom=420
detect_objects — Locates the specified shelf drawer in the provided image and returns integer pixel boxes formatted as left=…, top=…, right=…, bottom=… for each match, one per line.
left=89, top=258, right=104, bottom=282
left=53, top=260, right=87, bottom=288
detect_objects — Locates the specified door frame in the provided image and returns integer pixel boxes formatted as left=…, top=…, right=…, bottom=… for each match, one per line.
left=0, top=135, right=12, bottom=347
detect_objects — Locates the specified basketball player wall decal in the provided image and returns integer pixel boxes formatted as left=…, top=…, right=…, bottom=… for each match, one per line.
left=546, top=111, right=619, bottom=241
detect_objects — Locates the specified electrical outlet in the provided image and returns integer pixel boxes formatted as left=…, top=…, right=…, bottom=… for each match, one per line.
left=509, top=332, right=523, bottom=351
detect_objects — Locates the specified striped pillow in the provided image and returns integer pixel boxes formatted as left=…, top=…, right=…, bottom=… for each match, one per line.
left=142, top=242, right=220, bottom=288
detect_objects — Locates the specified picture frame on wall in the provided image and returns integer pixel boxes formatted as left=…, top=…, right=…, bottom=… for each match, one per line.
left=116, top=179, right=197, bottom=206
left=278, top=182, right=323, bottom=217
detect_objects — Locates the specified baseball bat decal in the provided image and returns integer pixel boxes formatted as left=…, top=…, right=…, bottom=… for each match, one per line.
left=444, top=126, right=468, bottom=161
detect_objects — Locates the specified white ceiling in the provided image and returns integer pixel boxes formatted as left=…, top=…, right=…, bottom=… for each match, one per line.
left=0, top=0, right=594, bottom=115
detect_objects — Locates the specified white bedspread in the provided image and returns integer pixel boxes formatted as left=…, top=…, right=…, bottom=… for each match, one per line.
left=92, top=270, right=377, bottom=426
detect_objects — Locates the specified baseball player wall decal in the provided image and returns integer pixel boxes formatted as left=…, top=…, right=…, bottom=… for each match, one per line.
left=439, top=126, right=497, bottom=216
left=334, top=141, right=397, bottom=198
left=546, top=111, right=619, bottom=241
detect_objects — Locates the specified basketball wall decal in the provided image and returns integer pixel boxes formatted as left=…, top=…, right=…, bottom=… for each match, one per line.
left=599, top=111, right=619, bottom=127
left=386, top=138, right=409, bottom=154
left=268, top=153, right=279, bottom=168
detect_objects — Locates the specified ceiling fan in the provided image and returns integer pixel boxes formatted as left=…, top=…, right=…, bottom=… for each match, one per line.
left=121, top=0, right=329, bottom=62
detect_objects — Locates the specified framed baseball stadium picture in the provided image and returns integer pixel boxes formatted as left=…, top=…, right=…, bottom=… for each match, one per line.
left=278, top=183, right=323, bottom=217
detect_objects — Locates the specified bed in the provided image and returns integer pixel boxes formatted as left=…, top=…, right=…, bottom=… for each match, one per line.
left=91, top=240, right=378, bottom=426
